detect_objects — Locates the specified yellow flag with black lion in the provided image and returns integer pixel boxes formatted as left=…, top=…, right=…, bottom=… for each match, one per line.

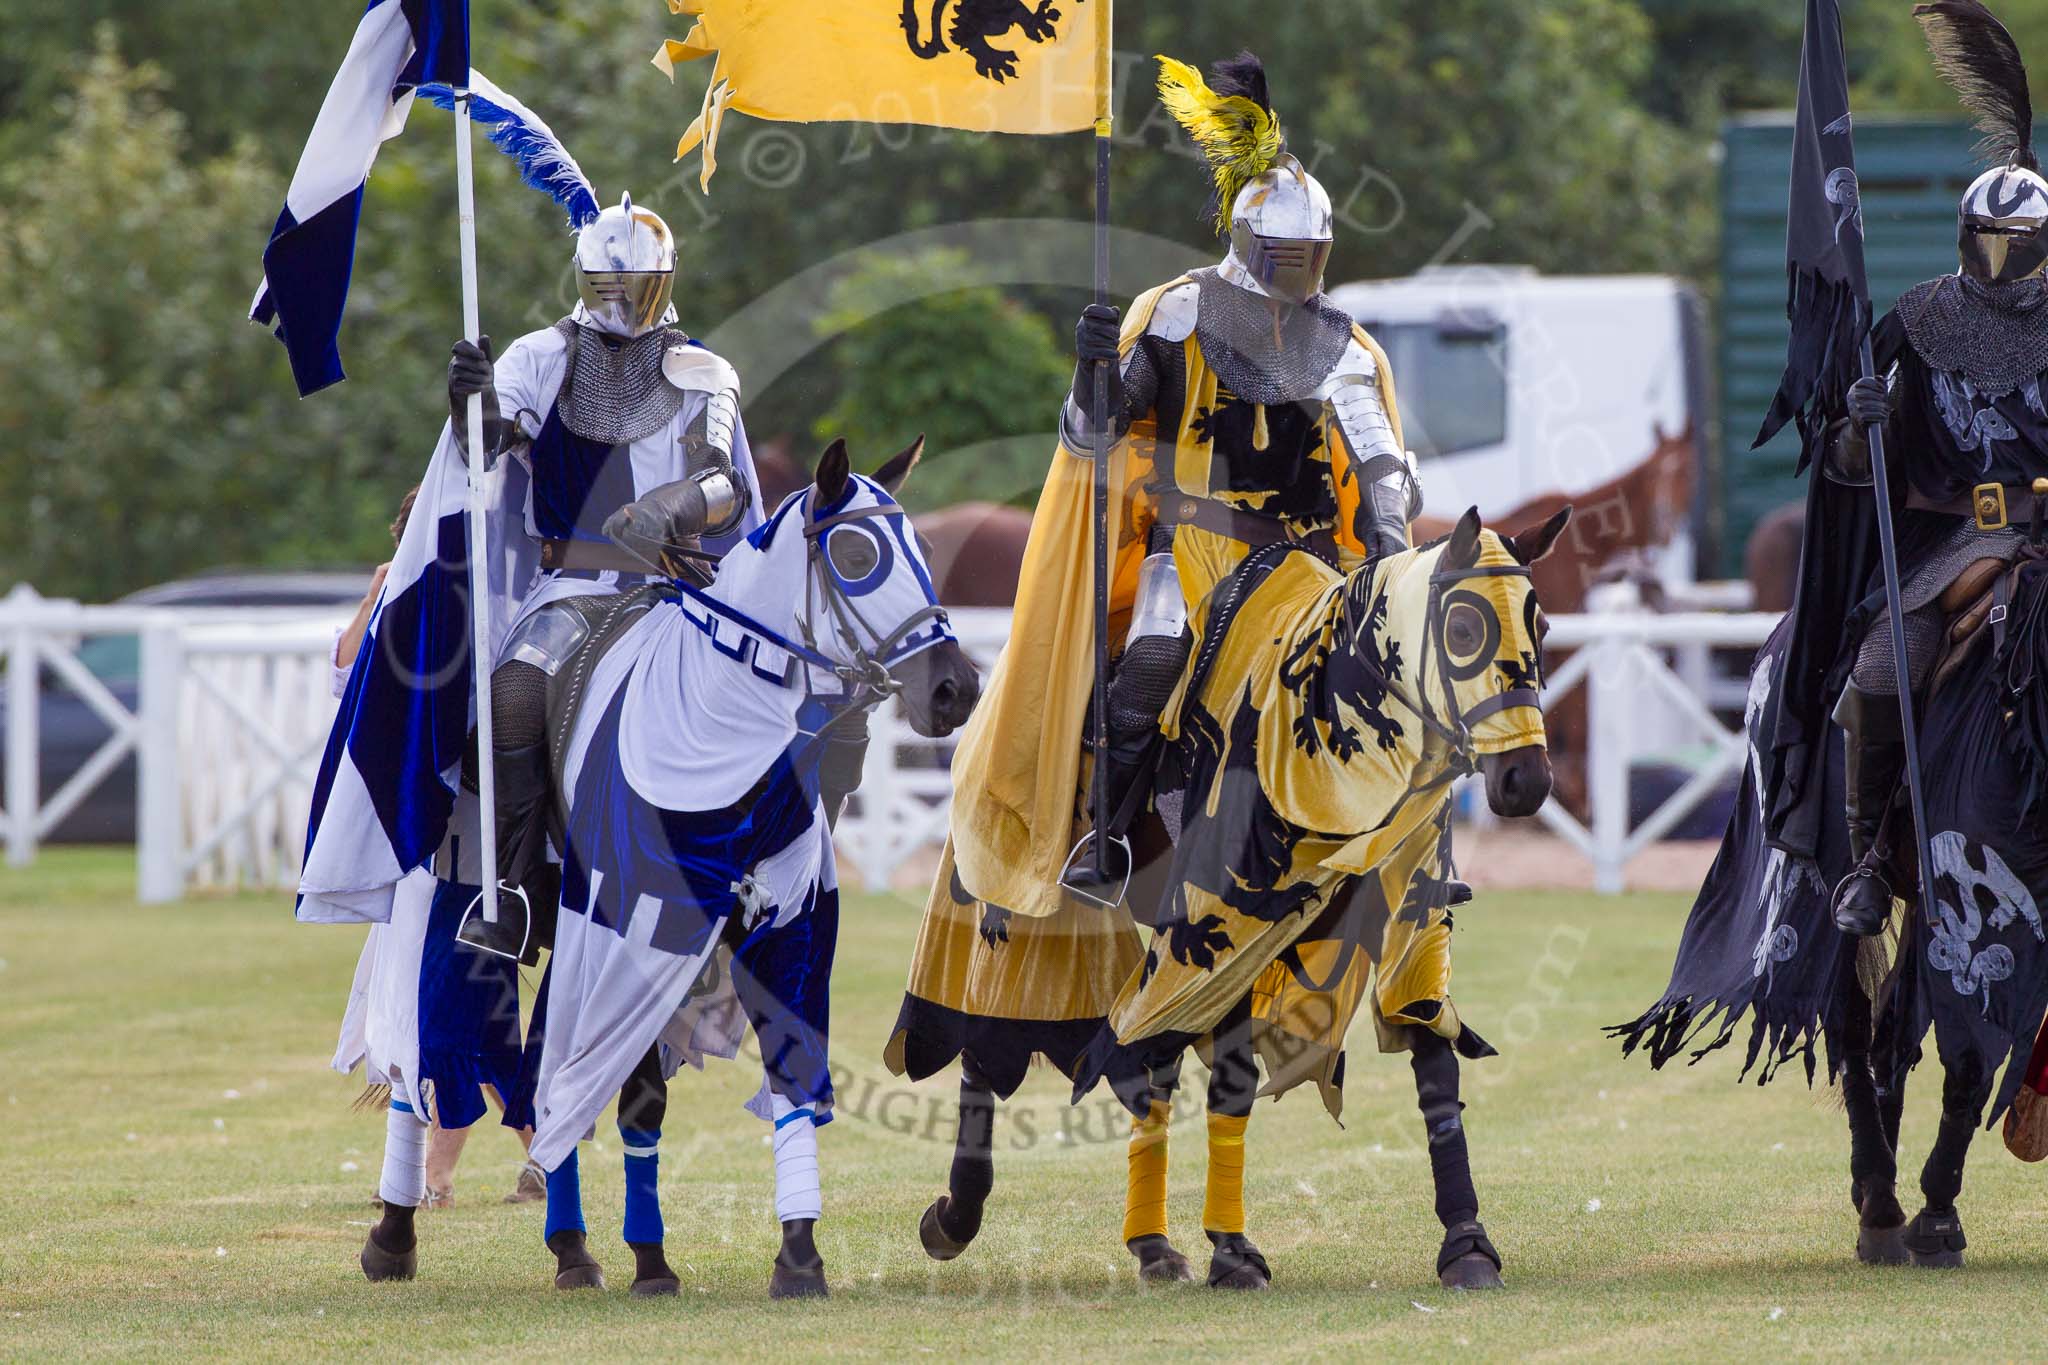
left=654, top=0, right=1108, bottom=187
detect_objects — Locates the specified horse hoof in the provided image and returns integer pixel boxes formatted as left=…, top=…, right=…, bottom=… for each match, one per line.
left=1857, top=1222, right=1909, bottom=1266
left=359, top=1233, right=416, bottom=1283
left=548, top=1231, right=606, bottom=1291
left=554, top=1263, right=606, bottom=1291
left=504, top=1161, right=547, bottom=1205
left=769, top=1264, right=830, bottom=1299
left=1439, top=1251, right=1505, bottom=1290
left=630, top=1275, right=681, bottom=1298
left=1903, top=1209, right=1967, bottom=1270
left=1127, top=1234, right=1193, bottom=1283
left=920, top=1197, right=973, bottom=1262
left=1205, top=1232, right=1271, bottom=1290
left=1435, top=1219, right=1504, bottom=1290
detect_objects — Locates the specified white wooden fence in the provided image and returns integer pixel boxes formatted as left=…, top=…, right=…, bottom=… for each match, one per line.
left=0, top=583, right=1780, bottom=902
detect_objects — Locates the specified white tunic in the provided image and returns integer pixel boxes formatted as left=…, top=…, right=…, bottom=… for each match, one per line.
left=489, top=325, right=763, bottom=644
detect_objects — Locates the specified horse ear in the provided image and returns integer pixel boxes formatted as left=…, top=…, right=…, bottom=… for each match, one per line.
left=1509, top=505, right=1573, bottom=565
left=873, top=434, right=926, bottom=498
left=814, top=438, right=851, bottom=507
left=1444, top=506, right=1483, bottom=570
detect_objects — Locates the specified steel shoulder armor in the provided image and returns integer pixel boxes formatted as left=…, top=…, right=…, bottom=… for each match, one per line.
left=1320, top=338, right=1418, bottom=557
left=663, top=345, right=749, bottom=536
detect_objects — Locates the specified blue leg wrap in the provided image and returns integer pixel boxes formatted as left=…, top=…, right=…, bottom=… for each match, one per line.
left=544, top=1147, right=585, bottom=1242
left=620, top=1125, right=663, bottom=1245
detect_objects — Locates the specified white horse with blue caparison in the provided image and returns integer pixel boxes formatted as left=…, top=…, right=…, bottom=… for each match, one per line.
left=522, top=438, right=977, bottom=1298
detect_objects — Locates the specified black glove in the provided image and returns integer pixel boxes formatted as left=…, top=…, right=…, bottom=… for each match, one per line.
left=1070, top=304, right=1124, bottom=420
left=1845, top=374, right=1891, bottom=429
left=449, top=334, right=494, bottom=398
left=1075, top=304, right=1121, bottom=365
left=447, top=335, right=503, bottom=457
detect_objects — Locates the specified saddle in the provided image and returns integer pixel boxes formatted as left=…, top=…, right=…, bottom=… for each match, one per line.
left=1931, top=554, right=2032, bottom=697
left=540, top=585, right=668, bottom=830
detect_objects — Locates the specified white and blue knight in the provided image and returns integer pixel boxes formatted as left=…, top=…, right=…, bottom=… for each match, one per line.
left=1821, top=49, right=2048, bottom=939
left=449, top=194, right=758, bottom=963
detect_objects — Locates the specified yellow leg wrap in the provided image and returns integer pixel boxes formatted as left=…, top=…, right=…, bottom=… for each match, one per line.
left=1203, top=1113, right=1249, bottom=1235
left=1121, top=1099, right=1172, bottom=1244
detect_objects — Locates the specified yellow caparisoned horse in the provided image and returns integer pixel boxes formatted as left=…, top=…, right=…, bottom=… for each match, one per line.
left=1062, top=505, right=1567, bottom=1290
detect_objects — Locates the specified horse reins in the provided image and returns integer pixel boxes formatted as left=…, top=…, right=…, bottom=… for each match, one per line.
left=1365, top=561, right=1540, bottom=796
left=628, top=494, right=950, bottom=750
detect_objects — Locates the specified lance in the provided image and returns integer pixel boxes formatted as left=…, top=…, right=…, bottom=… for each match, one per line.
left=453, top=85, right=506, bottom=949
left=1854, top=336, right=1944, bottom=939
left=1087, top=1, right=1113, bottom=883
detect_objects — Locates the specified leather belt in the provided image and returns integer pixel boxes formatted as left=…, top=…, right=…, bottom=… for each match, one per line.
left=1157, top=492, right=1337, bottom=558
left=538, top=538, right=658, bottom=575
left=1907, top=478, right=2048, bottom=532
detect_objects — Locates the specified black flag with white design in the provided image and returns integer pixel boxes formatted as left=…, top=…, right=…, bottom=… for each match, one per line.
left=1755, top=0, right=1872, bottom=452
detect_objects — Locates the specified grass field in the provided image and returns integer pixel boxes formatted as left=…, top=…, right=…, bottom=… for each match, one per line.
left=5, top=850, right=2048, bottom=1360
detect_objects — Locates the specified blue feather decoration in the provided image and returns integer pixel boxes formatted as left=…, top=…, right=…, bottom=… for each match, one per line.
left=416, top=71, right=601, bottom=229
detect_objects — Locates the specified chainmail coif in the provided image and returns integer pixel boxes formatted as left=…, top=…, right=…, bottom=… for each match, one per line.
left=1192, top=268, right=1355, bottom=405
left=552, top=320, right=691, bottom=444
left=1897, top=275, right=2048, bottom=399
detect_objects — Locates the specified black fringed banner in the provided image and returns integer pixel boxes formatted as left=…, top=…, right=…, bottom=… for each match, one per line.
left=1609, top=625, right=1858, bottom=1085
left=1754, top=0, right=1873, bottom=455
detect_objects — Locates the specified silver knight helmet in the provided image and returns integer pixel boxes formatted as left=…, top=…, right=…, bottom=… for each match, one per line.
left=1222, top=155, right=1336, bottom=304
left=1158, top=51, right=1334, bottom=305
left=1919, top=0, right=2048, bottom=282
left=575, top=193, right=677, bottom=337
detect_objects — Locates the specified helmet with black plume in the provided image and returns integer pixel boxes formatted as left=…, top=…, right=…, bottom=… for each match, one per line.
left=1919, top=0, right=2048, bottom=282
left=1157, top=51, right=1334, bottom=304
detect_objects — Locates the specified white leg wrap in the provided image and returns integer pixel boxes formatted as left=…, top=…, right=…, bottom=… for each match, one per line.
left=770, top=1093, right=821, bottom=1224
left=379, top=1104, right=430, bottom=1209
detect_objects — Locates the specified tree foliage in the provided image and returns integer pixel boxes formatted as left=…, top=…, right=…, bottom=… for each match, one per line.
left=11, top=0, right=2006, bottom=600
left=809, top=250, right=1073, bottom=510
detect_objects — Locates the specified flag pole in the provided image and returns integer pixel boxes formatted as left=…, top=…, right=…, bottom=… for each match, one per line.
left=1856, top=334, right=1944, bottom=937
left=1086, top=0, right=1114, bottom=880
left=454, top=88, right=502, bottom=928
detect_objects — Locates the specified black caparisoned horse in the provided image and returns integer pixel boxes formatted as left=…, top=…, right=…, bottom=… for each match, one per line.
left=1618, top=562, right=2048, bottom=1268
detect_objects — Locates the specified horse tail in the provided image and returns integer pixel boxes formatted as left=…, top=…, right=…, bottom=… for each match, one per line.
left=900, top=0, right=949, bottom=58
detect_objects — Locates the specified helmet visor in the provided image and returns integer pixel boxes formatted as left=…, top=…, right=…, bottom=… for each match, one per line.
left=1246, top=236, right=1334, bottom=303
left=577, top=270, right=675, bottom=338
left=1961, top=215, right=2048, bottom=284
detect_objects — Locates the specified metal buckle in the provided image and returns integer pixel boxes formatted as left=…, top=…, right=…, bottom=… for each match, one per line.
left=1975, top=482, right=2009, bottom=532
left=1991, top=603, right=2010, bottom=626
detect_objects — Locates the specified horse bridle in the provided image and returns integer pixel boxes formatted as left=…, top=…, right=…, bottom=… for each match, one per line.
left=797, top=501, right=953, bottom=705
left=1378, top=562, right=1542, bottom=780
left=643, top=494, right=950, bottom=746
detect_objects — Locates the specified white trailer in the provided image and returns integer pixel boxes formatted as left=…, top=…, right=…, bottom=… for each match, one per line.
left=1329, top=265, right=1711, bottom=602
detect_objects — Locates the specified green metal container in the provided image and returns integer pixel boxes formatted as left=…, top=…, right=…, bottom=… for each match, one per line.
left=1716, top=115, right=1975, bottom=576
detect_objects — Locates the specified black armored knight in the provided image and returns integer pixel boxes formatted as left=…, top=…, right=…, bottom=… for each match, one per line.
left=1822, top=0, right=2048, bottom=936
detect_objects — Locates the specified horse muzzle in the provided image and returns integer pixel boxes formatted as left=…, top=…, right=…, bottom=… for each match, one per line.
left=1479, top=744, right=1552, bottom=819
left=895, top=640, right=981, bottom=738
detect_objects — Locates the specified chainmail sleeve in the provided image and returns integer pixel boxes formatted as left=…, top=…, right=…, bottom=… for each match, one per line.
left=1061, top=331, right=1185, bottom=452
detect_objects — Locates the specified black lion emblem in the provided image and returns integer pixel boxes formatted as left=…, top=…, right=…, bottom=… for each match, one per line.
left=900, top=0, right=1066, bottom=83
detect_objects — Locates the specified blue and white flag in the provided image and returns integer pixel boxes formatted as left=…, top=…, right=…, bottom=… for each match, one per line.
left=250, top=0, right=468, bottom=396
left=298, top=425, right=537, bottom=924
